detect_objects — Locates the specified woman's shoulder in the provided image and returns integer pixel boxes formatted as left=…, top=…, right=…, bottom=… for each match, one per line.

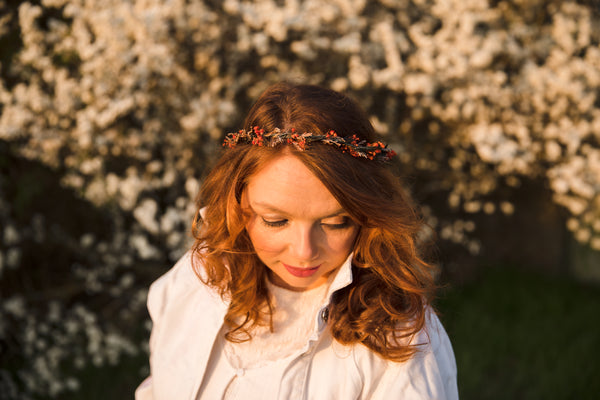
left=399, top=309, right=458, bottom=398
left=149, top=251, right=198, bottom=298
left=351, top=307, right=453, bottom=361
left=414, top=308, right=454, bottom=355
left=410, top=308, right=457, bottom=383
left=147, top=250, right=222, bottom=319
left=351, top=307, right=458, bottom=399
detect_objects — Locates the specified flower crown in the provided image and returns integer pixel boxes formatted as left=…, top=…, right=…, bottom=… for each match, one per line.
left=223, top=127, right=396, bottom=162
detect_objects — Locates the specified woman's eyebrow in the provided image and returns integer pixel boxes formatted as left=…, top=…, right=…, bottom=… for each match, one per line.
left=320, top=210, right=347, bottom=218
left=250, top=202, right=288, bottom=214
left=251, top=201, right=346, bottom=219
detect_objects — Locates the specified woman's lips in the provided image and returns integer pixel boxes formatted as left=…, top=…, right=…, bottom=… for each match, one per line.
left=283, top=263, right=321, bottom=278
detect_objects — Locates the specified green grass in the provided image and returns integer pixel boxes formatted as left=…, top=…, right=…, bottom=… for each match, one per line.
left=437, top=267, right=600, bottom=400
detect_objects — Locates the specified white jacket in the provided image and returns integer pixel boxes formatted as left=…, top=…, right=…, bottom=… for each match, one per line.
left=135, top=252, right=458, bottom=400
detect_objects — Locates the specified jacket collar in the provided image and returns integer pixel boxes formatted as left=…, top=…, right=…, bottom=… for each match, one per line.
left=305, top=253, right=354, bottom=344
left=182, top=252, right=355, bottom=398
left=326, top=252, right=354, bottom=300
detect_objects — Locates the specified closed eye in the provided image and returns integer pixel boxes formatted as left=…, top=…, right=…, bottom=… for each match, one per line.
left=321, top=216, right=352, bottom=230
left=261, top=217, right=288, bottom=228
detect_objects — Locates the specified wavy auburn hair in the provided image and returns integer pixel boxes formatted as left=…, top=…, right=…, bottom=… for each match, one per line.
left=191, top=82, right=438, bottom=362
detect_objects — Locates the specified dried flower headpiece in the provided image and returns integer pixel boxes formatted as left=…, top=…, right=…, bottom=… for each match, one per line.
left=223, top=126, right=397, bottom=162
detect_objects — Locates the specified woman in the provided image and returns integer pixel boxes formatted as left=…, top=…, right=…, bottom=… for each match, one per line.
left=136, top=83, right=458, bottom=399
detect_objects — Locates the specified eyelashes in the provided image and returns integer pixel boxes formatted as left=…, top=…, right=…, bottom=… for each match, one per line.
left=260, top=216, right=352, bottom=230
left=324, top=218, right=352, bottom=229
left=261, top=218, right=288, bottom=228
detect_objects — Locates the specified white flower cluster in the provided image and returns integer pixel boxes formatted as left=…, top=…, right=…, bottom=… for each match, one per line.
left=0, top=0, right=599, bottom=397
left=0, top=184, right=158, bottom=397
left=3, top=297, right=137, bottom=397
left=1, top=0, right=598, bottom=252
left=421, top=1, right=600, bottom=251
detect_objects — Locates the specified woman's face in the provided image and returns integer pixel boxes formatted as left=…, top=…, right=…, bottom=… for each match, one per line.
left=242, top=154, right=359, bottom=291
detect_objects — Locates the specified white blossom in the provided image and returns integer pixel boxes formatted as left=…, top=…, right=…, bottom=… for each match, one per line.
left=133, top=198, right=160, bottom=235
left=3, top=224, right=20, bottom=245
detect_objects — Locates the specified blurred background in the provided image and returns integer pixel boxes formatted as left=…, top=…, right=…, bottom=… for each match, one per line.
left=1, top=0, right=599, bottom=398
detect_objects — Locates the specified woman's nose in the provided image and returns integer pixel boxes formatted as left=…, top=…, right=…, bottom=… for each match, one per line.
left=290, top=225, right=319, bottom=262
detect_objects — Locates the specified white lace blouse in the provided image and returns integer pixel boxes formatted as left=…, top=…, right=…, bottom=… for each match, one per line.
left=197, top=278, right=331, bottom=399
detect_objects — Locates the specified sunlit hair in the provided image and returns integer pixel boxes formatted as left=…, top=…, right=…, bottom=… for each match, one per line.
left=191, top=82, right=438, bottom=362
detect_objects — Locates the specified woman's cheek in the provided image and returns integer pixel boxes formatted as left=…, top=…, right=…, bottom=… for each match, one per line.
left=248, top=226, right=286, bottom=254
left=336, top=229, right=359, bottom=254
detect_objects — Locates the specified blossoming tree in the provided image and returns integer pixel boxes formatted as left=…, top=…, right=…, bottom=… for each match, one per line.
left=0, top=0, right=598, bottom=397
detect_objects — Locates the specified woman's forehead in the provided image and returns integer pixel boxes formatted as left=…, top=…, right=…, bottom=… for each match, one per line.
left=245, top=155, right=343, bottom=217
